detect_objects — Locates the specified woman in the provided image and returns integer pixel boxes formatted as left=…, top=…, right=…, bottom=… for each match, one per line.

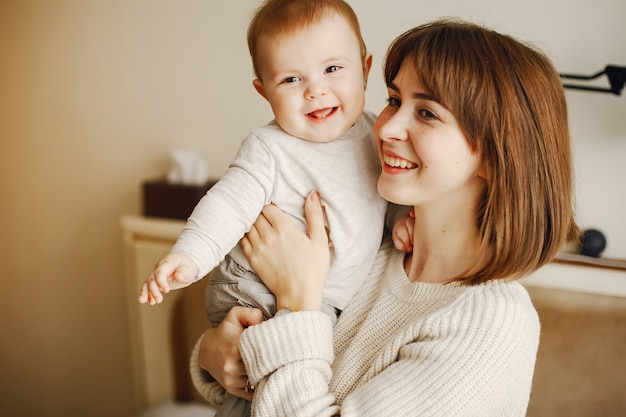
left=191, top=19, right=579, bottom=416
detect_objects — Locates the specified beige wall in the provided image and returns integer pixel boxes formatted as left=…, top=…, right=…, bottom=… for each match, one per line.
left=0, top=1, right=624, bottom=416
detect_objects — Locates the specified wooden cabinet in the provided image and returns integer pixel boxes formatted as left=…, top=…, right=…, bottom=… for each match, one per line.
left=121, top=215, right=189, bottom=411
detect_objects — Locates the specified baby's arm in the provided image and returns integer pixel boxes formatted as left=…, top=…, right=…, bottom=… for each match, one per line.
left=138, top=252, right=199, bottom=305
left=138, top=133, right=277, bottom=305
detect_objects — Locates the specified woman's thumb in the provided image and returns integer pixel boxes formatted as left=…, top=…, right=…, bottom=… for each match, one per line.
left=304, top=191, right=328, bottom=244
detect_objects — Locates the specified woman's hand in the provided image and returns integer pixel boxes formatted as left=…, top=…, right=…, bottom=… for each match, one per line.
left=197, top=306, right=264, bottom=401
left=241, top=191, right=330, bottom=312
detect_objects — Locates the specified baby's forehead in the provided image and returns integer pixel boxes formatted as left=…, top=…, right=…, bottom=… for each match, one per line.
left=261, top=18, right=359, bottom=52
left=261, top=13, right=355, bottom=43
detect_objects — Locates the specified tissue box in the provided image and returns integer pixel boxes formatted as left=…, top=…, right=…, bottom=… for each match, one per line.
left=143, top=179, right=216, bottom=220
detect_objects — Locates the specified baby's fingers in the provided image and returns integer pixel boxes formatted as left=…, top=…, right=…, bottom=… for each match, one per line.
left=138, top=283, right=150, bottom=304
left=148, top=278, right=164, bottom=304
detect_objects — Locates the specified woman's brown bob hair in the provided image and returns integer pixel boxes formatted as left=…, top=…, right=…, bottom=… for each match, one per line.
left=384, top=19, right=579, bottom=284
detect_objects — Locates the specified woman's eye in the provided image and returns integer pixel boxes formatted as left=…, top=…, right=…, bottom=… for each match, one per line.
left=418, top=108, right=438, bottom=120
left=385, top=97, right=401, bottom=108
left=325, top=65, right=340, bottom=74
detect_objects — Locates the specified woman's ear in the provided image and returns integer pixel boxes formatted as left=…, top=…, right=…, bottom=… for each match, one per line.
left=252, top=79, right=267, bottom=99
left=477, top=163, right=489, bottom=180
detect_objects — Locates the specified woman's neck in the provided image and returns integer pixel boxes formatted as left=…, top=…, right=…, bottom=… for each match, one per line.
left=404, top=207, right=482, bottom=284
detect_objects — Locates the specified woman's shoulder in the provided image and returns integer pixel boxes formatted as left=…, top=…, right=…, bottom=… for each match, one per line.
left=468, top=280, right=537, bottom=312
left=452, top=280, right=540, bottom=338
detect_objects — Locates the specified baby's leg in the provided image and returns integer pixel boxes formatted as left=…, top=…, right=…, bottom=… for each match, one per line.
left=205, top=255, right=276, bottom=327
left=214, top=393, right=251, bottom=417
left=206, top=255, right=277, bottom=417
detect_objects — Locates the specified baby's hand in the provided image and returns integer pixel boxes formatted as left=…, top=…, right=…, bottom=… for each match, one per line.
left=391, top=211, right=415, bottom=253
left=138, top=252, right=199, bottom=305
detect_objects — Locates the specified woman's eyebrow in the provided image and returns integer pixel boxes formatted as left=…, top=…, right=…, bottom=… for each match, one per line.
left=388, top=82, right=400, bottom=93
left=415, top=92, right=450, bottom=111
left=388, top=82, right=446, bottom=108
left=414, top=92, right=440, bottom=104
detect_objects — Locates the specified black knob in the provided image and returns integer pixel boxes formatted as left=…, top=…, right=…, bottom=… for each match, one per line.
left=579, top=229, right=606, bottom=258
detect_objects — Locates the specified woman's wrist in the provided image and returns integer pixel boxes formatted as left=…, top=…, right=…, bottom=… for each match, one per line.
left=276, top=301, right=322, bottom=312
left=276, top=289, right=323, bottom=312
left=274, top=270, right=325, bottom=312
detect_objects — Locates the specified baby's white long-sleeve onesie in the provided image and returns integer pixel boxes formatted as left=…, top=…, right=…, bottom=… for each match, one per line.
left=173, top=111, right=387, bottom=310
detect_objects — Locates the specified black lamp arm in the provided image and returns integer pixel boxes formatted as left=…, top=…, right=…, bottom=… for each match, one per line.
left=559, top=65, right=626, bottom=96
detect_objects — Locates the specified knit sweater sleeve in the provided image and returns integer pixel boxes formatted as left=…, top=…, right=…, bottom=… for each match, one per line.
left=189, top=335, right=227, bottom=407
left=239, top=312, right=339, bottom=417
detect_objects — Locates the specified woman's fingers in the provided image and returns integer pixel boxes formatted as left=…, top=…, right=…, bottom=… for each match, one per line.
left=244, top=204, right=275, bottom=243
left=256, top=204, right=284, bottom=233
left=197, top=307, right=263, bottom=400
left=304, top=191, right=327, bottom=245
left=241, top=193, right=329, bottom=311
left=220, top=307, right=263, bottom=399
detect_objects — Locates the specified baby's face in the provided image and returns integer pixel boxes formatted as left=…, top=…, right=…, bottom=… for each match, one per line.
left=253, top=14, right=370, bottom=143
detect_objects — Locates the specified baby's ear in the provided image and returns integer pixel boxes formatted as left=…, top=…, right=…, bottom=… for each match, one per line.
left=252, top=79, right=267, bottom=99
left=363, top=53, right=373, bottom=89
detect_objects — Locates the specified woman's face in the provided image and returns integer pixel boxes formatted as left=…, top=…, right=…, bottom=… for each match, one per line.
left=375, top=60, right=485, bottom=209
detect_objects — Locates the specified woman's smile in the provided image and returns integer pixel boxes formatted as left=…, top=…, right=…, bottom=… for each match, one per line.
left=383, top=151, right=418, bottom=170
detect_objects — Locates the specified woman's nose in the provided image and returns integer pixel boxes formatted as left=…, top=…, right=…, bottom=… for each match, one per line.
left=378, top=110, right=409, bottom=142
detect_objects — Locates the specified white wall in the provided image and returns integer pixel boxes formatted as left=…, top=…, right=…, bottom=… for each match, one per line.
left=0, top=1, right=624, bottom=416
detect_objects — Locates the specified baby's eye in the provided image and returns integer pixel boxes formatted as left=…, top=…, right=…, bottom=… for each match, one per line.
left=325, top=65, right=341, bottom=74
left=385, top=97, right=401, bottom=108
left=282, top=76, right=301, bottom=84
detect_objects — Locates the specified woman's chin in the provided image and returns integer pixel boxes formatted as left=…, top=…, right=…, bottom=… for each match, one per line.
left=377, top=178, right=406, bottom=205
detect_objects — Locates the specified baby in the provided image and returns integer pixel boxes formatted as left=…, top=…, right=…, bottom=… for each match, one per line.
left=139, top=0, right=398, bottom=322
left=138, top=1, right=412, bottom=415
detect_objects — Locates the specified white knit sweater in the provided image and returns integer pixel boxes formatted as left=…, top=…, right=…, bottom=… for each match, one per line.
left=192, top=239, right=540, bottom=416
